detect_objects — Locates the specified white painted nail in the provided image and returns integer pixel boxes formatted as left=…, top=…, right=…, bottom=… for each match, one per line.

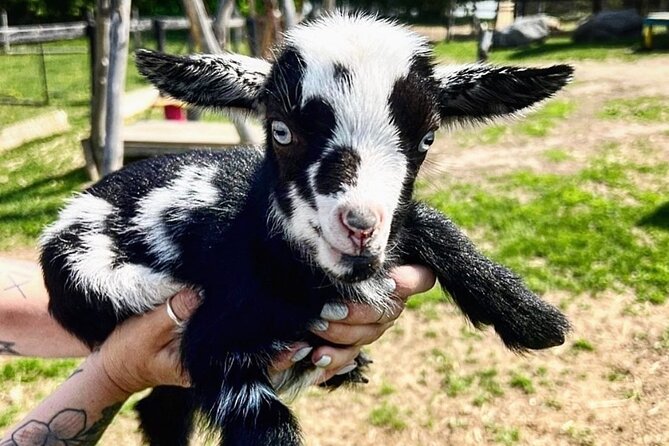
left=383, top=278, right=397, bottom=293
left=314, top=355, right=332, bottom=368
left=320, top=303, right=349, bottom=321
left=291, top=346, right=313, bottom=363
left=335, top=362, right=358, bottom=375
left=311, top=319, right=329, bottom=332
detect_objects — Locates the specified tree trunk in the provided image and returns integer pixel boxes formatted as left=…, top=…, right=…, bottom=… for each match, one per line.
left=213, top=0, right=235, bottom=47
left=282, top=0, right=298, bottom=29
left=181, top=0, right=257, bottom=144
left=90, top=0, right=131, bottom=176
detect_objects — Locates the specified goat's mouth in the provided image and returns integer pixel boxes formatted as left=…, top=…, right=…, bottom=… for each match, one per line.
left=314, top=226, right=382, bottom=282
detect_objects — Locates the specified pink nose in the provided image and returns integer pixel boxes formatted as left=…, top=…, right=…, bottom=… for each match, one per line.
left=339, top=207, right=381, bottom=251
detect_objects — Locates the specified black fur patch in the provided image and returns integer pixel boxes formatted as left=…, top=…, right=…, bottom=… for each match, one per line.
left=333, top=63, right=352, bottom=87
left=315, top=146, right=361, bottom=195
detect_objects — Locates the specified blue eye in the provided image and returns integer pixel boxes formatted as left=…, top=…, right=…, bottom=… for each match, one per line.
left=419, top=131, right=435, bottom=152
left=271, top=121, right=292, bottom=145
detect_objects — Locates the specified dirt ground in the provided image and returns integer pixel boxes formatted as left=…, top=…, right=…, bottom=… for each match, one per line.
left=2, top=57, right=668, bottom=445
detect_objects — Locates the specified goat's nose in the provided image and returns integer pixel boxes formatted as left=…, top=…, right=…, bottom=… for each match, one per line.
left=339, top=208, right=380, bottom=251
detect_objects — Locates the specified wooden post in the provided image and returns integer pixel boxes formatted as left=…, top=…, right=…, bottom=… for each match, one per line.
left=323, top=0, right=336, bottom=12
left=153, top=19, right=166, bottom=52
left=213, top=0, right=235, bottom=48
left=131, top=7, right=142, bottom=48
left=181, top=0, right=258, bottom=144
left=90, top=0, right=131, bottom=176
left=1, top=10, right=9, bottom=53
left=282, top=0, right=298, bottom=30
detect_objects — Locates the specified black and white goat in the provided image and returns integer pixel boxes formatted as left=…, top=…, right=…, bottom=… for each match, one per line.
left=40, top=13, right=571, bottom=446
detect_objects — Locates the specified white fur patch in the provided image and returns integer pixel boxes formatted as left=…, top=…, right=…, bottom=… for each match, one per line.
left=40, top=193, right=115, bottom=245
left=131, top=163, right=220, bottom=265
left=67, top=232, right=183, bottom=313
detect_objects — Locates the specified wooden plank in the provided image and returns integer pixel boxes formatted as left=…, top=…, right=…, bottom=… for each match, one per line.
left=0, top=110, right=69, bottom=152
left=123, top=120, right=263, bottom=150
left=121, top=87, right=160, bottom=119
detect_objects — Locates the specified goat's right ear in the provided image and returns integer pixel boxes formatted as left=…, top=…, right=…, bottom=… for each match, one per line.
left=135, top=49, right=271, bottom=113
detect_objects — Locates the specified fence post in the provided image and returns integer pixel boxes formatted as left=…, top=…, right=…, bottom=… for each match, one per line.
left=1, top=10, right=9, bottom=53
left=153, top=19, right=166, bottom=52
left=85, top=10, right=96, bottom=102
left=131, top=7, right=142, bottom=48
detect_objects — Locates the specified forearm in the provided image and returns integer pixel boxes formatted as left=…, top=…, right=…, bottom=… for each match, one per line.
left=0, top=258, right=89, bottom=357
left=0, top=353, right=130, bottom=445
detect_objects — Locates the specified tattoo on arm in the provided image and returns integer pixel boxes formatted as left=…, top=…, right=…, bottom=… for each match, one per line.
left=0, top=403, right=122, bottom=446
left=0, top=341, right=19, bottom=356
left=3, top=273, right=30, bottom=300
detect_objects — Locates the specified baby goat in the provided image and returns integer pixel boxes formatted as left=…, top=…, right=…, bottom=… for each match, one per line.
left=40, top=13, right=571, bottom=446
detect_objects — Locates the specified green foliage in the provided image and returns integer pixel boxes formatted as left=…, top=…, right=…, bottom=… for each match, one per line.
left=543, top=148, right=572, bottom=163
left=368, top=403, right=407, bottom=431
left=422, top=151, right=669, bottom=304
left=0, top=358, right=78, bottom=384
left=599, top=97, right=669, bottom=123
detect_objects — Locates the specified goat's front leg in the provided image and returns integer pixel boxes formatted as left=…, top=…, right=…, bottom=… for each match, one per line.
left=400, top=201, right=570, bottom=351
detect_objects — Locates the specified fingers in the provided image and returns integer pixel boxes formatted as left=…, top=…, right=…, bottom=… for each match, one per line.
left=310, top=345, right=360, bottom=383
left=145, top=289, right=200, bottom=347
left=389, top=264, right=436, bottom=300
left=312, top=320, right=394, bottom=346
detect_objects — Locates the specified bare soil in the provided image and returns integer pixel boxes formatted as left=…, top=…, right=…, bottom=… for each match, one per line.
left=2, top=57, right=668, bottom=445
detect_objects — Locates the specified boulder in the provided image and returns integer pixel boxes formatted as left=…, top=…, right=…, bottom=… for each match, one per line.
left=572, top=9, right=642, bottom=43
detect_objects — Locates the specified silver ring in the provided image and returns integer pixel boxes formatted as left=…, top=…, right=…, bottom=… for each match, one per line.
left=166, top=296, right=185, bottom=327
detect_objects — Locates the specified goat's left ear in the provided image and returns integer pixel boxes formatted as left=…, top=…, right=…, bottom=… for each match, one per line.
left=434, top=64, right=573, bottom=124
left=135, top=49, right=271, bottom=114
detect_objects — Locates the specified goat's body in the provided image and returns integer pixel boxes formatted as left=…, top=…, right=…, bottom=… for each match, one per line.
left=40, top=13, right=572, bottom=446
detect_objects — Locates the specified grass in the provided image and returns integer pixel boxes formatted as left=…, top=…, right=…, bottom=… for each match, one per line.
left=572, top=339, right=595, bottom=352
left=599, top=97, right=669, bottom=123
left=368, top=403, right=407, bottom=431
left=417, top=143, right=669, bottom=305
left=509, top=372, right=535, bottom=394
left=455, top=99, right=575, bottom=146
left=434, top=36, right=669, bottom=64
left=0, top=358, right=78, bottom=384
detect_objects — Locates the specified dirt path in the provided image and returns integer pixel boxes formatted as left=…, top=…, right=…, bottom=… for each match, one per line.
left=426, top=58, right=669, bottom=183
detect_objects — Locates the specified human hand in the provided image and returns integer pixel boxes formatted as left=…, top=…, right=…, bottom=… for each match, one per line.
left=98, top=289, right=202, bottom=395
left=273, top=265, right=436, bottom=383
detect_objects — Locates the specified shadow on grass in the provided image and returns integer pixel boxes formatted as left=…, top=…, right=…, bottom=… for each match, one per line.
left=502, top=35, right=669, bottom=61
left=638, top=201, right=669, bottom=230
left=0, top=168, right=87, bottom=205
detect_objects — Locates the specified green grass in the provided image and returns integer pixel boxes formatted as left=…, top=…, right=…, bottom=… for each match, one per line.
left=368, top=403, right=407, bottom=431
left=434, top=36, right=669, bottom=64
left=599, top=97, right=669, bottom=123
left=572, top=339, right=595, bottom=352
left=509, top=372, right=535, bottom=394
left=543, top=148, right=572, bottom=163
left=0, top=358, right=78, bottom=384
left=419, top=146, right=669, bottom=305
left=455, top=99, right=575, bottom=146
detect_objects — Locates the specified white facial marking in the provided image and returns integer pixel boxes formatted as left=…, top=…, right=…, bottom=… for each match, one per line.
left=277, top=14, right=430, bottom=278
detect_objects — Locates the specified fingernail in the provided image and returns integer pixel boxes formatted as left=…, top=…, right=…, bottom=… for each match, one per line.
left=320, top=303, right=348, bottom=321
left=314, top=355, right=332, bottom=368
left=335, top=362, right=358, bottom=375
left=311, top=319, right=329, bottom=332
left=383, top=278, right=397, bottom=293
left=291, top=346, right=313, bottom=363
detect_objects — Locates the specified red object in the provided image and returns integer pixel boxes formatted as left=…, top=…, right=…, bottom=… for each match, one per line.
left=164, top=105, right=186, bottom=121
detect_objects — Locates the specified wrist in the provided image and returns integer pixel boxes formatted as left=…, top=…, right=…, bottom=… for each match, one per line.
left=85, top=352, right=134, bottom=401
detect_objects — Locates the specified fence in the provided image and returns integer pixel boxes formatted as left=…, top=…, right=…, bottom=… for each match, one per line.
left=0, top=13, right=245, bottom=106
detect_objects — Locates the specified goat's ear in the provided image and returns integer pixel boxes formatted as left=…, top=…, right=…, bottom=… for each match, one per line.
left=434, top=64, right=573, bottom=124
left=135, top=49, right=271, bottom=113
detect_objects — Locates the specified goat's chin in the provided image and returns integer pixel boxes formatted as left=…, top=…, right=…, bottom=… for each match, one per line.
left=314, top=238, right=382, bottom=283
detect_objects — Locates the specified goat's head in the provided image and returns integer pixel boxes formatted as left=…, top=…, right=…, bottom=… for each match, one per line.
left=136, top=13, right=572, bottom=282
